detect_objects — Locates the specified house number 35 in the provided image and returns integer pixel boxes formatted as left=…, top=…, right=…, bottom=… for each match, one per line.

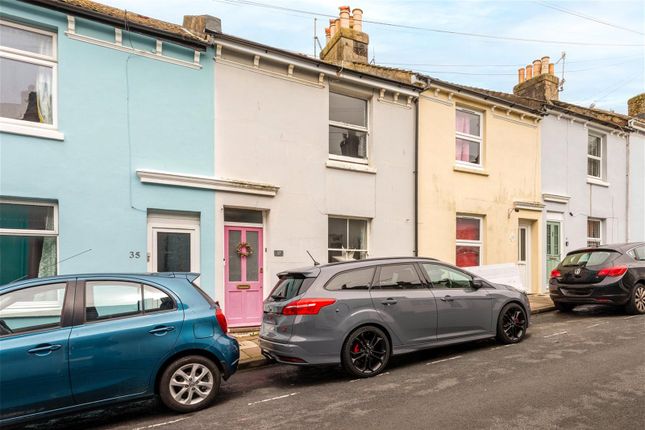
left=129, top=251, right=141, bottom=259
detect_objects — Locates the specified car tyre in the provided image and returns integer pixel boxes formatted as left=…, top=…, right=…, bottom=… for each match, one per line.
left=554, top=301, right=576, bottom=313
left=625, top=284, right=645, bottom=315
left=496, top=303, right=528, bottom=344
left=341, top=326, right=391, bottom=378
left=159, top=355, right=221, bottom=413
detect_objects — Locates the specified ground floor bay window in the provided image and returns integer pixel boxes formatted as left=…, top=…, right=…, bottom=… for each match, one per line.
left=0, top=200, right=57, bottom=285
left=456, top=215, right=483, bottom=267
left=328, top=217, right=368, bottom=263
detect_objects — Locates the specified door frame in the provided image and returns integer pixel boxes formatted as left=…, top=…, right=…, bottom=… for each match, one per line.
left=147, top=212, right=200, bottom=273
left=517, top=221, right=532, bottom=293
left=223, top=224, right=264, bottom=327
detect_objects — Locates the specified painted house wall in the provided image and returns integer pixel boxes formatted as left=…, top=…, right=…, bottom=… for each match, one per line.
left=0, top=1, right=216, bottom=289
left=213, top=48, right=416, bottom=313
left=628, top=130, right=645, bottom=241
left=418, top=91, right=543, bottom=293
left=541, top=115, right=628, bottom=287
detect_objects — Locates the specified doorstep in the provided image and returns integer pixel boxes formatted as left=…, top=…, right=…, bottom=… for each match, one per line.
left=229, top=329, right=270, bottom=370
left=528, top=294, right=556, bottom=314
left=229, top=299, right=555, bottom=371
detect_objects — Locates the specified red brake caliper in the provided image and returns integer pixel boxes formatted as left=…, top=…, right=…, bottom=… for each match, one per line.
left=353, top=343, right=360, bottom=353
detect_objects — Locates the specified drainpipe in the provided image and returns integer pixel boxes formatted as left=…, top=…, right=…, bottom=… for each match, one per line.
left=414, top=98, right=419, bottom=256
left=626, top=131, right=630, bottom=242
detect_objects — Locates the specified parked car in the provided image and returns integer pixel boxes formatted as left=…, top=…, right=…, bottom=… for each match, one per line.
left=549, top=242, right=645, bottom=314
left=259, top=257, right=529, bottom=377
left=0, top=273, right=238, bottom=426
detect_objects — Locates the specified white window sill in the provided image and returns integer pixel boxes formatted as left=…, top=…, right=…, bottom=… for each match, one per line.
left=0, top=122, right=64, bottom=141
left=326, top=159, right=377, bottom=174
left=453, top=164, right=489, bottom=176
left=586, top=177, right=609, bottom=187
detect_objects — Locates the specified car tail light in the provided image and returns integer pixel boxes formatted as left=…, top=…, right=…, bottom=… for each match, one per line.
left=597, top=266, right=628, bottom=278
left=214, top=301, right=228, bottom=333
left=550, top=269, right=562, bottom=279
left=282, top=298, right=336, bottom=316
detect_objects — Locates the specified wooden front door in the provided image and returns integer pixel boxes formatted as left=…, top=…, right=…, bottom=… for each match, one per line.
left=224, top=226, right=263, bottom=327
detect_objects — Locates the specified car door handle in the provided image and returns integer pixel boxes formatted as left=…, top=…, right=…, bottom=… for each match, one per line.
left=440, top=296, right=454, bottom=302
left=381, top=298, right=398, bottom=306
left=28, top=344, right=62, bottom=355
left=149, top=326, right=176, bottom=335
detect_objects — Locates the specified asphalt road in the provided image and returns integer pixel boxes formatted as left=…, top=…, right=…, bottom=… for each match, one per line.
left=21, top=306, right=645, bottom=430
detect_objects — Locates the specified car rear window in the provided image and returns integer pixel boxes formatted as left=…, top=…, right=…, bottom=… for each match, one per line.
left=269, top=276, right=316, bottom=302
left=562, top=251, right=618, bottom=267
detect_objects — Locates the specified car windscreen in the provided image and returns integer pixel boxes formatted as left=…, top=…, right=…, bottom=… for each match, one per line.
left=562, top=250, right=619, bottom=267
left=268, top=276, right=316, bottom=302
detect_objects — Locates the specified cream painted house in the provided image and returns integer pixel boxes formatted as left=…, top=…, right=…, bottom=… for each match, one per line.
left=417, top=81, right=545, bottom=293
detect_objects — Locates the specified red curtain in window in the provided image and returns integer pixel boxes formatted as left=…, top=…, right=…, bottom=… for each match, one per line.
left=456, top=218, right=480, bottom=241
left=456, top=246, right=480, bottom=267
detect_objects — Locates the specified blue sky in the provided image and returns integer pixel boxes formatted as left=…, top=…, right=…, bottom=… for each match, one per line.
left=108, top=0, right=644, bottom=113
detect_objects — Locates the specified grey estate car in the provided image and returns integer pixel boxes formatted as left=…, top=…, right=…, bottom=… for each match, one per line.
left=260, top=257, right=530, bottom=377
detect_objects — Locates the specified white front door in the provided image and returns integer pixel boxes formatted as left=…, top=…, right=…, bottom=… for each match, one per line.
left=517, top=222, right=531, bottom=292
left=147, top=213, right=200, bottom=274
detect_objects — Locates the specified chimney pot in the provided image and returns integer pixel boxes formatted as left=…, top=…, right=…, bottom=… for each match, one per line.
left=339, top=6, right=350, bottom=28
left=541, top=56, right=550, bottom=74
left=325, top=27, right=331, bottom=43
left=518, top=68, right=525, bottom=84
left=526, top=64, right=533, bottom=79
left=352, top=8, right=363, bottom=32
left=533, top=59, right=542, bottom=76
left=548, top=63, right=555, bottom=75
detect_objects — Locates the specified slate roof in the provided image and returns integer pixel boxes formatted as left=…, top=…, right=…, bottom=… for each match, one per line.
left=25, top=0, right=208, bottom=47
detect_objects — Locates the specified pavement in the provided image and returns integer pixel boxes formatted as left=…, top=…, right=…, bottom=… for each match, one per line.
left=232, top=294, right=555, bottom=369
left=25, top=304, right=644, bottom=430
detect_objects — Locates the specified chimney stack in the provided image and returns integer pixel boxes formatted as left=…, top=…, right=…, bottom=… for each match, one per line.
left=182, top=15, right=221, bottom=34
left=628, top=93, right=645, bottom=119
left=513, top=55, right=560, bottom=101
left=320, top=6, right=369, bottom=64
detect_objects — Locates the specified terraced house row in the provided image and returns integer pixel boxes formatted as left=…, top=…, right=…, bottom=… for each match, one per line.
left=1, top=0, right=644, bottom=327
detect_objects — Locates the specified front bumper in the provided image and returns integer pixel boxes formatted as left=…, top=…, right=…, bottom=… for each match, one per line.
left=549, top=280, right=630, bottom=305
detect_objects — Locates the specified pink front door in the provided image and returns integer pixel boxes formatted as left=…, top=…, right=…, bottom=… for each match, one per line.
left=225, top=226, right=263, bottom=327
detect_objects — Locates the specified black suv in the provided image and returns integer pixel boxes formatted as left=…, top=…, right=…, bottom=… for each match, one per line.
left=549, top=242, right=645, bottom=314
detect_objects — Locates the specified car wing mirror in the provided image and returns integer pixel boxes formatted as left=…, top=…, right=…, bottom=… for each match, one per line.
left=471, top=279, right=484, bottom=289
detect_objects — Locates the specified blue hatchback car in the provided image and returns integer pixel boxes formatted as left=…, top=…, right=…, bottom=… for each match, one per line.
left=0, top=273, right=239, bottom=425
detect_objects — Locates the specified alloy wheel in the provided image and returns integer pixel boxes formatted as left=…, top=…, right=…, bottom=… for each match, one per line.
left=635, top=286, right=645, bottom=313
left=169, top=363, right=214, bottom=406
left=349, top=330, right=388, bottom=376
left=502, top=308, right=527, bottom=341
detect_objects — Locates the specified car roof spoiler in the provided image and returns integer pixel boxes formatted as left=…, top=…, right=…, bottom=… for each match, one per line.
left=151, top=272, right=201, bottom=282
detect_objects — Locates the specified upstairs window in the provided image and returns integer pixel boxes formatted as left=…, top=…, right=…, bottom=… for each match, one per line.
left=329, top=92, right=368, bottom=163
left=455, top=108, right=482, bottom=166
left=587, top=134, right=603, bottom=179
left=0, top=21, right=57, bottom=128
left=587, top=218, right=602, bottom=248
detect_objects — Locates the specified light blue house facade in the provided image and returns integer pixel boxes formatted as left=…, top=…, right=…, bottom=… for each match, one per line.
left=0, top=0, right=217, bottom=291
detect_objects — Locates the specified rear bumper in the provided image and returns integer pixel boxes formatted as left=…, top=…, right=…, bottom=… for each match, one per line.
left=549, top=281, right=630, bottom=306
left=258, top=337, right=338, bottom=366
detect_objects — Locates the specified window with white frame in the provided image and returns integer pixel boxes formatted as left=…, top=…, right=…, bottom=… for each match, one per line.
left=587, top=133, right=603, bottom=179
left=328, top=217, right=368, bottom=263
left=0, top=20, right=57, bottom=127
left=456, top=215, right=483, bottom=267
left=587, top=218, right=602, bottom=248
left=0, top=201, right=58, bottom=285
left=329, top=91, right=368, bottom=162
left=455, top=107, right=483, bottom=166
